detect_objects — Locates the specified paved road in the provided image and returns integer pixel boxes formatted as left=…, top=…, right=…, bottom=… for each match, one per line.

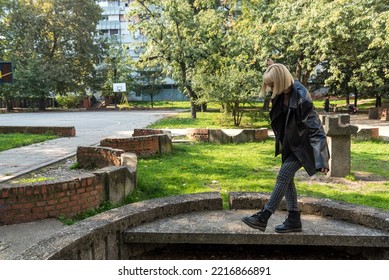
left=0, top=110, right=178, bottom=182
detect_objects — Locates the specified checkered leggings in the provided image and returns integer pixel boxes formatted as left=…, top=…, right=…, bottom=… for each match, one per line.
left=264, top=160, right=303, bottom=213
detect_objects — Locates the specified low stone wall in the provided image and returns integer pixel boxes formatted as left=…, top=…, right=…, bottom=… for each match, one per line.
left=133, top=129, right=168, bottom=137
left=354, top=128, right=379, bottom=141
left=369, top=107, right=389, bottom=121
left=100, top=134, right=172, bottom=157
left=13, top=191, right=389, bottom=259
left=0, top=175, right=103, bottom=225
left=186, top=128, right=268, bottom=143
left=0, top=126, right=76, bottom=137
left=229, top=192, right=389, bottom=232
left=16, top=192, right=223, bottom=260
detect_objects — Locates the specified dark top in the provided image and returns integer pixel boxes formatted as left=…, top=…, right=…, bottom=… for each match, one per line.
left=279, top=95, right=298, bottom=163
left=270, top=80, right=330, bottom=176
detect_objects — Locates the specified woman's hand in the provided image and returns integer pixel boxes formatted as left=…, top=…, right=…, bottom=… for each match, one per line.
left=320, top=168, right=329, bottom=175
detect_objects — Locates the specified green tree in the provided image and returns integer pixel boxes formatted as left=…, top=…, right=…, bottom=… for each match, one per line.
left=248, top=0, right=388, bottom=107
left=133, top=65, right=165, bottom=108
left=1, top=0, right=102, bottom=110
left=192, top=1, right=262, bottom=126
left=100, top=40, right=135, bottom=106
left=129, top=0, right=222, bottom=118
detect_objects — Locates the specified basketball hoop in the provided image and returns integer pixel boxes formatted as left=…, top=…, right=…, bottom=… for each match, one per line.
left=113, top=83, right=126, bottom=92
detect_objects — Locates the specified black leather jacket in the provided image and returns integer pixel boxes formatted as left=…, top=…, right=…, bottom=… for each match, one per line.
left=270, top=80, right=330, bottom=176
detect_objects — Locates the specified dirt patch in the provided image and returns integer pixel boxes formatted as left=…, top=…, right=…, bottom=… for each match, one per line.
left=6, top=156, right=88, bottom=184
left=295, top=169, right=388, bottom=189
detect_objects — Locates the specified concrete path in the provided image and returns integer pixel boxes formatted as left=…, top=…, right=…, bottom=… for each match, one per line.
left=0, top=110, right=178, bottom=182
left=124, top=210, right=389, bottom=248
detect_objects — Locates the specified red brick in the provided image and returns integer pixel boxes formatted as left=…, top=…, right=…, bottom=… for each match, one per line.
left=77, top=188, right=86, bottom=194
left=36, top=201, right=46, bottom=207
left=59, top=197, right=70, bottom=203
left=60, top=208, right=73, bottom=215
left=89, top=190, right=98, bottom=196
left=48, top=210, right=60, bottom=217
left=47, top=199, right=58, bottom=206
left=32, top=207, right=45, bottom=213
left=44, top=205, right=56, bottom=212
left=20, top=208, right=32, bottom=215
left=33, top=213, right=48, bottom=220
left=56, top=203, right=68, bottom=210
left=1, top=189, right=9, bottom=198
left=12, top=204, right=24, bottom=210
left=13, top=214, right=26, bottom=223
left=55, top=192, right=65, bottom=198
left=71, top=205, right=81, bottom=212
left=23, top=203, right=34, bottom=209
left=0, top=204, right=11, bottom=211
left=67, top=200, right=78, bottom=207
left=40, top=185, right=47, bottom=194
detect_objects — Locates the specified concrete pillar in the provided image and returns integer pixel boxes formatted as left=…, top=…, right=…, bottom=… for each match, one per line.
left=322, top=114, right=358, bottom=177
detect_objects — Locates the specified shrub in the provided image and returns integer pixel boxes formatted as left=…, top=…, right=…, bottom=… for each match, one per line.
left=56, top=94, right=83, bottom=108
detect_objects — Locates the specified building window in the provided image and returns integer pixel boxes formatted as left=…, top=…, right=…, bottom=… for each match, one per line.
left=110, top=29, right=119, bottom=35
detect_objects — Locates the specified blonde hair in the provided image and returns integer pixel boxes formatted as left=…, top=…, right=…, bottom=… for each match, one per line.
left=260, top=63, right=294, bottom=99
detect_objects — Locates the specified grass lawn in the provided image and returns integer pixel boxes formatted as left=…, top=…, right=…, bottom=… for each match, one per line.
left=128, top=140, right=389, bottom=211
left=0, top=133, right=58, bottom=152
left=126, top=109, right=389, bottom=211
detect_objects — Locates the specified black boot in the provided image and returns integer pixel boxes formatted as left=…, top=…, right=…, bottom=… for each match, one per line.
left=241, top=209, right=272, bottom=232
left=275, top=211, right=302, bottom=233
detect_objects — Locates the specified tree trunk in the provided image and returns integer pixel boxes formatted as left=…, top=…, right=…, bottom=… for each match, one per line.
left=180, top=61, right=197, bottom=119
left=38, top=98, right=46, bottom=111
left=354, top=87, right=358, bottom=107
left=185, top=85, right=197, bottom=119
left=189, top=98, right=197, bottom=119
left=6, top=98, right=14, bottom=112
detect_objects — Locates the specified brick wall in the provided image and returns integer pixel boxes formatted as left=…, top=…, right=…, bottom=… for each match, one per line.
left=0, top=175, right=103, bottom=225
left=254, top=128, right=268, bottom=140
left=77, top=146, right=124, bottom=169
left=133, top=129, right=165, bottom=136
left=0, top=126, right=76, bottom=137
left=100, top=135, right=161, bottom=157
left=186, top=128, right=210, bottom=142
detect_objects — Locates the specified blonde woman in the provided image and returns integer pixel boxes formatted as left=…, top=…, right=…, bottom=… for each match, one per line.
left=242, top=63, right=330, bottom=233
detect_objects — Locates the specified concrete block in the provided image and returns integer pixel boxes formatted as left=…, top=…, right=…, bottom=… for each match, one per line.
left=231, top=130, right=255, bottom=143
left=158, top=134, right=172, bottom=154
left=93, top=166, right=136, bottom=203
left=209, top=129, right=231, bottom=144
left=355, top=128, right=379, bottom=141
left=121, top=153, right=137, bottom=173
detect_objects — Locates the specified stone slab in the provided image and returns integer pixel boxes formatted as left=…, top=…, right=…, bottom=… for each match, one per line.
left=123, top=210, right=389, bottom=248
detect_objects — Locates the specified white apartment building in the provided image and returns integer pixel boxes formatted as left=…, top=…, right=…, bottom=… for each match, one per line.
left=96, top=0, right=140, bottom=60
left=95, top=0, right=186, bottom=101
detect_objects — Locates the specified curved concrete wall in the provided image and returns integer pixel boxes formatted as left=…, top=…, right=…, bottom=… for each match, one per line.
left=16, top=192, right=223, bottom=260
left=14, top=192, right=389, bottom=259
